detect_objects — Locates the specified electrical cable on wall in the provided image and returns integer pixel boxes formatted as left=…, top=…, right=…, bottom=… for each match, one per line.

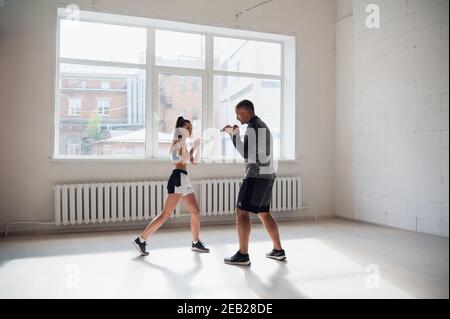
left=234, top=0, right=275, bottom=22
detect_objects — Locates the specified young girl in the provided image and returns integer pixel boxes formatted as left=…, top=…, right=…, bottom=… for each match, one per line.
left=133, top=116, right=209, bottom=255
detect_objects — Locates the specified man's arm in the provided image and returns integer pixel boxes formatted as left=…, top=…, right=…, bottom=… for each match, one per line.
left=222, top=125, right=246, bottom=158
left=232, top=125, right=257, bottom=163
left=231, top=130, right=246, bottom=158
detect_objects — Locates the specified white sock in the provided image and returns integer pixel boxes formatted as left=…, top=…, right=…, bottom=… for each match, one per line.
left=139, top=236, right=146, bottom=243
left=193, top=240, right=198, bottom=244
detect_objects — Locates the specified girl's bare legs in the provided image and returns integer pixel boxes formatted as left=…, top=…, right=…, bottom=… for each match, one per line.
left=182, top=193, right=201, bottom=242
left=140, top=194, right=182, bottom=240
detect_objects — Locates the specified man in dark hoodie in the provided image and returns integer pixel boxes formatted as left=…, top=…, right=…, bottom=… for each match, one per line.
left=222, top=99, right=286, bottom=266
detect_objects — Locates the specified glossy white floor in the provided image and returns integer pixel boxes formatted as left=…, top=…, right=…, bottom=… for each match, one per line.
left=0, top=218, right=448, bottom=299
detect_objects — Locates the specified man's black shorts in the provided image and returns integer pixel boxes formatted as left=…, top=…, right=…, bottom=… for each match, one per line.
left=236, top=177, right=275, bottom=213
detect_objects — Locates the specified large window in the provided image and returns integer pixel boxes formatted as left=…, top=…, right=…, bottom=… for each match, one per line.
left=56, top=17, right=147, bottom=158
left=54, top=9, right=295, bottom=160
left=214, top=37, right=281, bottom=75
left=155, top=30, right=205, bottom=69
left=213, top=76, right=282, bottom=159
left=157, top=73, right=203, bottom=157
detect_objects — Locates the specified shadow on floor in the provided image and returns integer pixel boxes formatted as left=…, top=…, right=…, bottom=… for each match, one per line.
left=0, top=221, right=320, bottom=267
left=130, top=253, right=203, bottom=298
left=240, top=260, right=308, bottom=299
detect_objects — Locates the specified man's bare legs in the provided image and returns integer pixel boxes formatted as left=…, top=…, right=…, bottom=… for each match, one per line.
left=258, top=212, right=283, bottom=250
left=225, top=208, right=284, bottom=265
left=236, top=210, right=283, bottom=253
left=236, top=208, right=251, bottom=254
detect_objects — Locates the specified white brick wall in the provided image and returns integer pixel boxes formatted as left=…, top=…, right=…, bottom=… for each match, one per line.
left=350, top=0, right=449, bottom=237
left=336, top=0, right=354, bottom=22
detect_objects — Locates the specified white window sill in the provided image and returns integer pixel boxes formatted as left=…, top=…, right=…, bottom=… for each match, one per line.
left=49, top=156, right=300, bottom=164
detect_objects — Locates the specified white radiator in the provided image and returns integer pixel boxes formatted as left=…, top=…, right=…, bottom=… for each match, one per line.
left=199, top=177, right=302, bottom=216
left=200, top=178, right=242, bottom=216
left=54, top=181, right=180, bottom=226
left=54, top=177, right=302, bottom=226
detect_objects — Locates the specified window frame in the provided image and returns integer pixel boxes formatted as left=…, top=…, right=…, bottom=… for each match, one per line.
left=53, top=8, right=295, bottom=160
left=67, top=97, right=82, bottom=116
left=101, top=81, right=110, bottom=90
left=96, top=97, right=111, bottom=117
left=67, top=137, right=82, bottom=155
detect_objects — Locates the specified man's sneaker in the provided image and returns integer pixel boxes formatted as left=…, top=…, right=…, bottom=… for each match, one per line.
left=265, top=249, right=286, bottom=261
left=191, top=240, right=210, bottom=253
left=132, top=237, right=149, bottom=256
left=224, top=251, right=251, bottom=266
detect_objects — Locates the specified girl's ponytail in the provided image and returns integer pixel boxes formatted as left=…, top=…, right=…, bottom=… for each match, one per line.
left=175, top=116, right=185, bottom=129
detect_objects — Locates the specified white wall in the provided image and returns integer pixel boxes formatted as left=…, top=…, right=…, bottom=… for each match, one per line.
left=336, top=0, right=449, bottom=237
left=0, top=0, right=336, bottom=232
left=335, top=10, right=354, bottom=218
left=336, top=0, right=354, bottom=22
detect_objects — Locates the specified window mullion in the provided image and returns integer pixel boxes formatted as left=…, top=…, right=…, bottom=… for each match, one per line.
left=59, top=57, right=147, bottom=70
left=205, top=34, right=214, bottom=149
left=154, top=65, right=206, bottom=77
left=212, top=70, right=282, bottom=80
left=145, top=27, right=156, bottom=159
left=280, top=40, right=285, bottom=160
left=54, top=17, right=62, bottom=158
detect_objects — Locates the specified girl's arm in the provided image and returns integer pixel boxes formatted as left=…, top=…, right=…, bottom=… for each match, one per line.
left=171, top=140, right=200, bottom=164
left=171, top=141, right=190, bottom=164
left=189, top=139, right=201, bottom=164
